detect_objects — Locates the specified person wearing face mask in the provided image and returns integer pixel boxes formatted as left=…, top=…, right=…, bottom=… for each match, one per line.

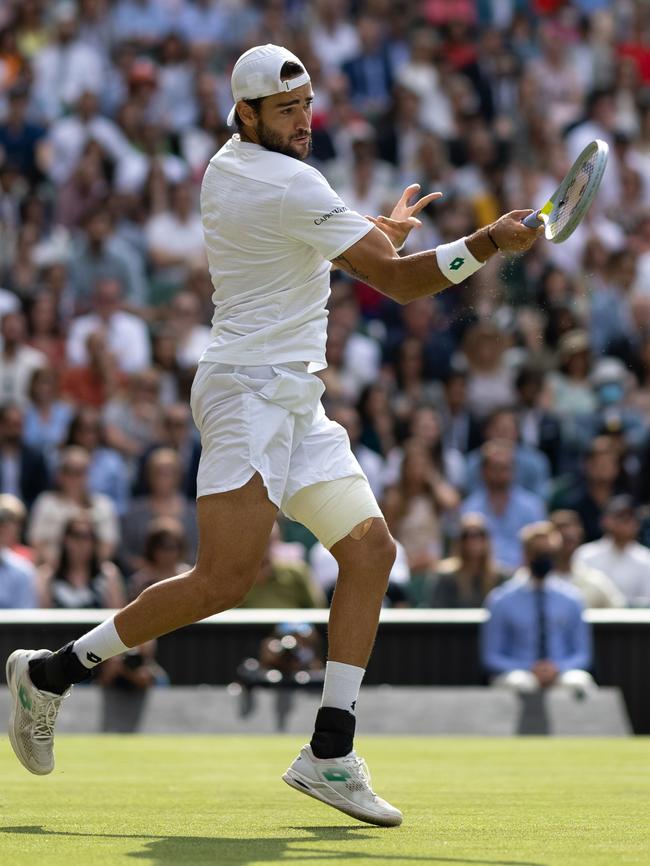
left=578, top=358, right=647, bottom=454
left=481, top=522, right=596, bottom=694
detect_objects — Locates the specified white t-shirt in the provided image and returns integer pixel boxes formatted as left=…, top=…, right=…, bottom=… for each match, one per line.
left=573, top=538, right=650, bottom=606
left=199, top=136, right=373, bottom=372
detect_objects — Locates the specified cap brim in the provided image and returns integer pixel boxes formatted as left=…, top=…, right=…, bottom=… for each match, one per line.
left=227, top=104, right=237, bottom=126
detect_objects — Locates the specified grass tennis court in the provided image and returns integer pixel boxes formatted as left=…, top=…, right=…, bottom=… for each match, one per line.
left=2, top=736, right=648, bottom=866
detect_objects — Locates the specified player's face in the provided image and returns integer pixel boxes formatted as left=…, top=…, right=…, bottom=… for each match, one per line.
left=255, top=84, right=313, bottom=160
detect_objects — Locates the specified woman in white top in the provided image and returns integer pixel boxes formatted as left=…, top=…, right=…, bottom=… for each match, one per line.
left=27, top=445, right=119, bottom=566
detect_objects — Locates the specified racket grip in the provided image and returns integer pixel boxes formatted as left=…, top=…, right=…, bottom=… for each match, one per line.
left=522, top=210, right=542, bottom=228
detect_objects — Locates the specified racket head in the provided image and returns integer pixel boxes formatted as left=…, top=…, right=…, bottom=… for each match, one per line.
left=542, top=139, right=609, bottom=244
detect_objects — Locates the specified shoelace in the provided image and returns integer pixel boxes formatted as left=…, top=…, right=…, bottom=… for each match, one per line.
left=340, top=753, right=377, bottom=797
left=31, top=693, right=65, bottom=742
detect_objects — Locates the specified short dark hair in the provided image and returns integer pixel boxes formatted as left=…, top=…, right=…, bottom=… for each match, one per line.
left=234, top=61, right=305, bottom=131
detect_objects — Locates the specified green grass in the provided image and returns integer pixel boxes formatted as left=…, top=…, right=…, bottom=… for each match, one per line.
left=1, top=736, right=649, bottom=866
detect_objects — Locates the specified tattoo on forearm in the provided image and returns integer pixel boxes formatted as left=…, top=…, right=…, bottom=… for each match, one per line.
left=332, top=254, right=370, bottom=283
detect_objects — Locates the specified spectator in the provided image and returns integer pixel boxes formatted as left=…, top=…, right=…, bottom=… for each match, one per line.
left=388, top=404, right=465, bottom=492
left=65, top=407, right=131, bottom=515
left=133, top=402, right=200, bottom=501
left=31, top=1, right=103, bottom=122
left=129, top=517, right=191, bottom=601
left=0, top=311, right=47, bottom=406
left=0, top=85, right=47, bottom=182
left=514, top=366, right=562, bottom=475
left=168, top=290, right=211, bottom=371
left=240, top=533, right=327, bottom=609
left=438, top=366, right=481, bottom=455
left=45, top=89, right=129, bottom=187
left=24, top=290, right=66, bottom=368
left=22, top=367, right=73, bottom=465
left=28, top=445, right=119, bottom=566
left=481, top=521, right=595, bottom=694
left=430, top=513, right=505, bottom=608
left=60, top=330, right=125, bottom=409
left=549, top=510, right=625, bottom=608
left=66, top=277, right=151, bottom=373
left=465, top=406, right=551, bottom=498
left=357, top=382, right=397, bottom=458
left=0, top=403, right=50, bottom=508
left=573, top=496, right=650, bottom=607
left=0, top=506, right=38, bottom=608
left=549, top=329, right=597, bottom=424
left=103, top=368, right=163, bottom=462
left=551, top=436, right=624, bottom=542
left=120, top=448, right=197, bottom=573
left=462, top=440, right=546, bottom=573
left=96, top=640, right=169, bottom=733
left=383, top=438, right=459, bottom=576
left=330, top=404, right=385, bottom=500
left=0, top=493, right=33, bottom=562
left=342, top=15, right=394, bottom=117
left=38, top=516, right=125, bottom=609
left=461, top=321, right=514, bottom=420
left=145, top=181, right=205, bottom=302
left=69, top=206, right=148, bottom=311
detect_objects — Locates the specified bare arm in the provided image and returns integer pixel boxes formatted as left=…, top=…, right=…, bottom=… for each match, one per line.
left=331, top=210, right=541, bottom=305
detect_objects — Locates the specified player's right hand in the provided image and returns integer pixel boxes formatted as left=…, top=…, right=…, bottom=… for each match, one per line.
left=490, top=210, right=543, bottom=253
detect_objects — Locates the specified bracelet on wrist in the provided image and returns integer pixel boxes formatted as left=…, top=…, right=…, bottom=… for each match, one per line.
left=487, top=226, right=500, bottom=251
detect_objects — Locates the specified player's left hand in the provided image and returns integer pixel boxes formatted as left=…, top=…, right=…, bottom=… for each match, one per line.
left=366, top=184, right=442, bottom=251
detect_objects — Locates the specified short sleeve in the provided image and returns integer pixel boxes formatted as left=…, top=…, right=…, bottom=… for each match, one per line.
left=281, top=167, right=373, bottom=260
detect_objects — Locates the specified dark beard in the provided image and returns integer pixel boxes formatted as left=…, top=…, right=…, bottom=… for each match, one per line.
left=255, top=118, right=312, bottom=161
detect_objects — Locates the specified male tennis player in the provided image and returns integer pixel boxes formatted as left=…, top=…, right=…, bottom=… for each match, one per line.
left=6, top=45, right=540, bottom=827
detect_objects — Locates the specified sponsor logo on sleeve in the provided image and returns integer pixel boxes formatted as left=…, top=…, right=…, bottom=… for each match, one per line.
left=314, top=206, right=349, bottom=225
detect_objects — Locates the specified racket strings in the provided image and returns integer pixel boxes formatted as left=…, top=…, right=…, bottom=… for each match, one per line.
left=549, top=157, right=596, bottom=236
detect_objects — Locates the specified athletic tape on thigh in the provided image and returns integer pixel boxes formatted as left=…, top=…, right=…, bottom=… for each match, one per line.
left=284, top=476, right=383, bottom=550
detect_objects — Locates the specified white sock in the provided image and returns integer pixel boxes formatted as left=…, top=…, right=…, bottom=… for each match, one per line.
left=320, top=660, right=365, bottom=715
left=72, top=617, right=131, bottom=669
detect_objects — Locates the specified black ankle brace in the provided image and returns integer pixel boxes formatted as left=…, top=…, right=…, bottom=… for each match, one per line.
left=29, top=642, right=91, bottom=695
left=310, top=706, right=356, bottom=759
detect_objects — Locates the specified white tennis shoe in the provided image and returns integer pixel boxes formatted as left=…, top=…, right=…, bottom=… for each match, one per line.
left=282, top=744, right=403, bottom=827
left=6, top=649, right=69, bottom=775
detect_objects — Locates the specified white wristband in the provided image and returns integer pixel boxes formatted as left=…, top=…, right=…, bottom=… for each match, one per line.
left=435, top=237, right=485, bottom=284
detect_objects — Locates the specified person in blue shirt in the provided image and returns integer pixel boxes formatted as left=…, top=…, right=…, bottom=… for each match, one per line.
left=0, top=508, right=38, bottom=609
left=461, top=440, right=546, bottom=572
left=464, top=406, right=551, bottom=498
left=481, top=521, right=595, bottom=694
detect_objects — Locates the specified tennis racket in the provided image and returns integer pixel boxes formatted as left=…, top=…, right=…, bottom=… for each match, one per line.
left=522, top=139, right=609, bottom=243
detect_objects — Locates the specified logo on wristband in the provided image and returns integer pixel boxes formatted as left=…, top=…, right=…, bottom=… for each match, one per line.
left=449, top=257, right=465, bottom=270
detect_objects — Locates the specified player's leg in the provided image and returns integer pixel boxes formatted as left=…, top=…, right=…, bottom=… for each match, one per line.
left=281, top=474, right=402, bottom=826
left=6, top=473, right=277, bottom=775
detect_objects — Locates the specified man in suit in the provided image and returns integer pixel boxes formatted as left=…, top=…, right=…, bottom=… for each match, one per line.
left=0, top=404, right=50, bottom=509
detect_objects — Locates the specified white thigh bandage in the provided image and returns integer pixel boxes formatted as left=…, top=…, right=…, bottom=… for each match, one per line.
left=435, top=237, right=485, bottom=284
left=284, top=475, right=383, bottom=550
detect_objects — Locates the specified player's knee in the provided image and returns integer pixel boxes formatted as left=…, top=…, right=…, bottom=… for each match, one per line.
left=353, top=521, right=396, bottom=578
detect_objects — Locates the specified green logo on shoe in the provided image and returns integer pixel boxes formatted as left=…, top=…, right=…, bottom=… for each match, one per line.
left=323, top=769, right=351, bottom=782
left=18, top=685, right=32, bottom=711
left=449, top=257, right=465, bottom=270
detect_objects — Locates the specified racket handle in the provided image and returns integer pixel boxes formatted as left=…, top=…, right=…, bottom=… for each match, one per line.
left=522, top=210, right=542, bottom=228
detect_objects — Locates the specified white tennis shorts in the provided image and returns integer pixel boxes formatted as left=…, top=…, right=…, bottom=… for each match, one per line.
left=190, top=361, right=379, bottom=525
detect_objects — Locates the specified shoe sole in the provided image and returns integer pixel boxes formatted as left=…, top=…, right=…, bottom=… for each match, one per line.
left=6, top=650, right=52, bottom=776
left=282, top=767, right=402, bottom=827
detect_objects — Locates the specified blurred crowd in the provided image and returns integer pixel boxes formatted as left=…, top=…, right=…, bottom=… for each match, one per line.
left=1, top=0, right=650, bottom=615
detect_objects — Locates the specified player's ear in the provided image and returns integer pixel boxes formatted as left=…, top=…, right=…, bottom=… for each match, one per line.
left=237, top=101, right=257, bottom=128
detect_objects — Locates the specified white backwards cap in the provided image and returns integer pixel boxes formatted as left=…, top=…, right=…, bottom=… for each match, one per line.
left=226, top=44, right=310, bottom=127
